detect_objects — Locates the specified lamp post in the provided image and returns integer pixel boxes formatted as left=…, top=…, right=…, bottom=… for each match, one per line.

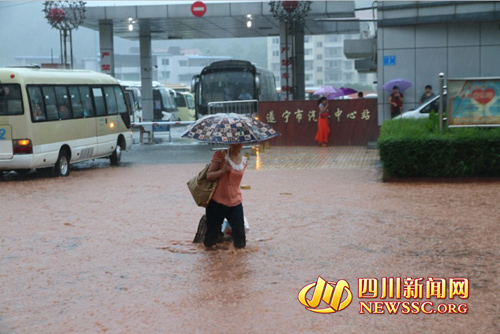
left=270, top=1, right=311, bottom=101
left=43, top=1, right=86, bottom=69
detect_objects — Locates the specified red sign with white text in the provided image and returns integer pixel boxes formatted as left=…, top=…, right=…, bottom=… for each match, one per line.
left=191, top=1, right=206, bottom=17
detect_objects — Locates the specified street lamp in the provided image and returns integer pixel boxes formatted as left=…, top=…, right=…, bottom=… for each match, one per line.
left=269, top=1, right=311, bottom=100
left=43, top=1, right=86, bottom=69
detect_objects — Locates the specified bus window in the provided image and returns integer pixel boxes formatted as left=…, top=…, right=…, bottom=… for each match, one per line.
left=42, top=86, right=59, bottom=121
left=27, top=86, right=46, bottom=121
left=113, top=86, right=128, bottom=114
left=92, top=87, right=106, bottom=116
left=0, top=84, right=23, bottom=115
left=68, top=86, right=84, bottom=118
left=55, top=86, right=72, bottom=119
left=79, top=86, right=95, bottom=117
left=175, top=94, right=186, bottom=107
left=186, top=94, right=195, bottom=109
left=104, top=86, right=118, bottom=115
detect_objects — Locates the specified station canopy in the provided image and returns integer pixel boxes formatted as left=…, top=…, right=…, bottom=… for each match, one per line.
left=81, top=1, right=359, bottom=40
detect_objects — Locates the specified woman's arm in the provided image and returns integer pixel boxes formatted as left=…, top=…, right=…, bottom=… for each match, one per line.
left=206, top=160, right=231, bottom=181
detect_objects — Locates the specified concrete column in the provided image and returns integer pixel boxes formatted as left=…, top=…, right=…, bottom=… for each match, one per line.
left=294, top=22, right=305, bottom=100
left=139, top=20, right=154, bottom=123
left=98, top=21, right=114, bottom=77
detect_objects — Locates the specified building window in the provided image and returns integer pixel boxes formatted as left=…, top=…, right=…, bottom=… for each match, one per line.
left=161, top=59, right=169, bottom=66
left=316, top=54, right=323, bottom=60
left=305, top=60, right=313, bottom=71
left=326, top=35, right=340, bottom=43
left=317, top=67, right=323, bottom=72
left=317, top=79, right=323, bottom=85
left=272, top=37, right=279, bottom=44
left=304, top=36, right=311, bottom=43
left=179, top=60, right=188, bottom=67
left=272, top=63, right=280, bottom=71
left=179, top=74, right=193, bottom=81
left=325, top=47, right=342, bottom=58
left=344, top=73, right=353, bottom=81
left=359, top=73, right=367, bottom=82
left=344, top=60, right=353, bottom=69
left=161, top=71, right=170, bottom=79
left=272, top=50, right=279, bottom=57
left=316, top=41, right=323, bottom=48
left=305, top=74, right=313, bottom=82
left=304, top=48, right=313, bottom=56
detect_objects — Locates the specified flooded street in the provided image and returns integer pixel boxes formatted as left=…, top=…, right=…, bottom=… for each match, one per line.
left=1, top=149, right=499, bottom=333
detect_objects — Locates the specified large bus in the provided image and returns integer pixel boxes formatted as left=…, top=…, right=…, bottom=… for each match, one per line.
left=0, top=68, right=132, bottom=177
left=191, top=60, right=277, bottom=118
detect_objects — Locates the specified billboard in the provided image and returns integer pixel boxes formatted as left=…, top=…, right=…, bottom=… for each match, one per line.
left=448, top=78, right=500, bottom=127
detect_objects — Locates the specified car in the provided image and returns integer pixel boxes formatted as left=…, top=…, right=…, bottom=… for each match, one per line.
left=395, top=93, right=447, bottom=119
left=174, top=92, right=196, bottom=121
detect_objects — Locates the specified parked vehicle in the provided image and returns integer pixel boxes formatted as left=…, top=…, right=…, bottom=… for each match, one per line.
left=119, top=81, right=179, bottom=122
left=174, top=92, right=196, bottom=121
left=0, top=68, right=132, bottom=176
left=395, top=93, right=447, bottom=119
left=191, top=60, right=277, bottom=118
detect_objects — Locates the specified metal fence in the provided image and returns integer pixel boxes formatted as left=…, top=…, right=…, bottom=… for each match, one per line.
left=207, top=99, right=259, bottom=116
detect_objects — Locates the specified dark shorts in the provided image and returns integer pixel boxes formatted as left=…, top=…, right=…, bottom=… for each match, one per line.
left=204, top=200, right=246, bottom=248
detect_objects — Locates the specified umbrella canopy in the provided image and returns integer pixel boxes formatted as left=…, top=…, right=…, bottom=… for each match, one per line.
left=181, top=113, right=280, bottom=144
left=383, top=79, right=412, bottom=92
left=327, top=87, right=358, bottom=99
left=313, top=86, right=337, bottom=96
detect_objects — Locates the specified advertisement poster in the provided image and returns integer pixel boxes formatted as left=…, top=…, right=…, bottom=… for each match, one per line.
left=448, top=79, right=500, bottom=126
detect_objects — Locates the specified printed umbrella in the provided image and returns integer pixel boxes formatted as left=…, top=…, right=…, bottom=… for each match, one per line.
left=313, top=86, right=337, bottom=96
left=327, top=87, right=358, bottom=99
left=181, top=113, right=280, bottom=144
left=383, top=79, right=412, bottom=92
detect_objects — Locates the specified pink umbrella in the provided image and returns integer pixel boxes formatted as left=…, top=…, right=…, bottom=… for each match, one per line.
left=313, top=86, right=337, bottom=96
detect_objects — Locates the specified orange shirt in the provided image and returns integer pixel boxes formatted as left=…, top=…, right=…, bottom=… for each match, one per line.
left=211, top=150, right=247, bottom=207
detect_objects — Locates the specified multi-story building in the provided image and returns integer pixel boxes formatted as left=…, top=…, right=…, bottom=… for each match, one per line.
left=267, top=34, right=376, bottom=92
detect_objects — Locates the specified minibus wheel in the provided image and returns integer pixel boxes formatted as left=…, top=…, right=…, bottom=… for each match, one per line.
left=54, top=149, right=70, bottom=177
left=110, top=140, right=123, bottom=166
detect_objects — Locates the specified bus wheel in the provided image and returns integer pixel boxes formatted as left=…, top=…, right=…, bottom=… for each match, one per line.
left=54, top=149, right=70, bottom=177
left=110, top=143, right=122, bottom=166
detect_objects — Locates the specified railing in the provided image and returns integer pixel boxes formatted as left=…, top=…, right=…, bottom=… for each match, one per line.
left=207, top=99, right=259, bottom=116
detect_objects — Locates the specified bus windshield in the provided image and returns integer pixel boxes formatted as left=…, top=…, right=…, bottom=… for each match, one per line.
left=200, top=70, right=255, bottom=104
left=0, top=84, right=23, bottom=115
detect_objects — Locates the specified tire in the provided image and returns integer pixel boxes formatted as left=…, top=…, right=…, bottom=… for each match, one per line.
left=110, top=142, right=122, bottom=166
left=54, top=149, right=70, bottom=177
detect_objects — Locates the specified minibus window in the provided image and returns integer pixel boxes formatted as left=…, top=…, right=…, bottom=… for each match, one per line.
left=0, top=84, right=23, bottom=115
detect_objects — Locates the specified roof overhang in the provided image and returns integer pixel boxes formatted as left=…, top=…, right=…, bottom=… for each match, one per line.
left=81, top=1, right=358, bottom=40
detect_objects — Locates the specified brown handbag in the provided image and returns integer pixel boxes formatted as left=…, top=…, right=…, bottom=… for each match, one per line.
left=187, top=163, right=218, bottom=207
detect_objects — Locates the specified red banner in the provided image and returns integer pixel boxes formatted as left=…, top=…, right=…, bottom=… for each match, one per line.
left=259, top=99, right=379, bottom=146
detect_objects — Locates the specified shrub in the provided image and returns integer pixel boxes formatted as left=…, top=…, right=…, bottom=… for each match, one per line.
left=378, top=118, right=500, bottom=178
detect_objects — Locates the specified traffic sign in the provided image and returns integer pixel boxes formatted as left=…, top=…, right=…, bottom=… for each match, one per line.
left=191, top=1, right=206, bottom=17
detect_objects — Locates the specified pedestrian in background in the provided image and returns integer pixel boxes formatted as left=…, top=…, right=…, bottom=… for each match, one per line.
left=389, top=86, right=404, bottom=118
left=315, top=96, right=330, bottom=147
left=420, top=85, right=435, bottom=104
left=204, top=144, right=247, bottom=249
left=358, top=91, right=364, bottom=99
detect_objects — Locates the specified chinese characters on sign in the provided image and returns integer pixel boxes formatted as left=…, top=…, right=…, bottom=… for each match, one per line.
left=358, top=277, right=469, bottom=315
left=266, top=108, right=372, bottom=124
left=100, top=49, right=113, bottom=74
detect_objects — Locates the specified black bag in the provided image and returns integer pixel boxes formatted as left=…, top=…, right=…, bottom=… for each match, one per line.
left=193, top=215, right=207, bottom=243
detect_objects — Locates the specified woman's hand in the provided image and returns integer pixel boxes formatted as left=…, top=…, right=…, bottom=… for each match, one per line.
left=221, top=163, right=232, bottom=173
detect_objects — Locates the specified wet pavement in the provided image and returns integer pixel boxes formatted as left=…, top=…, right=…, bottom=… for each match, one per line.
left=1, top=141, right=499, bottom=333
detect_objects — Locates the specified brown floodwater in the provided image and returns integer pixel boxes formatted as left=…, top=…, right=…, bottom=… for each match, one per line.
left=1, top=163, right=499, bottom=333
